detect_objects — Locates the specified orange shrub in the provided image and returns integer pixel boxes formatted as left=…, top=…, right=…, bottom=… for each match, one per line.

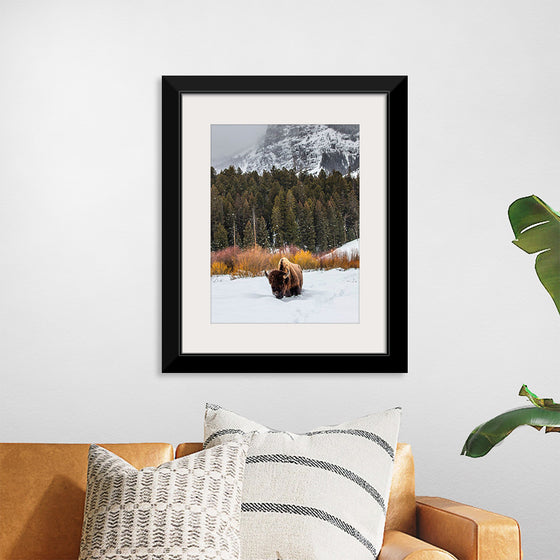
left=211, top=245, right=359, bottom=277
left=232, top=246, right=275, bottom=278
left=291, top=249, right=320, bottom=270
left=211, top=246, right=240, bottom=269
left=211, top=261, right=231, bottom=275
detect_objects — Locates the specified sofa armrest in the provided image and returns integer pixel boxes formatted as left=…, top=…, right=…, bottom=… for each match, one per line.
left=379, top=530, right=457, bottom=559
left=416, top=496, right=522, bottom=560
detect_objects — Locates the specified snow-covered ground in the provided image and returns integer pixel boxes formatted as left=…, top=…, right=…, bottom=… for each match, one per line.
left=326, top=238, right=359, bottom=258
left=211, top=268, right=359, bottom=324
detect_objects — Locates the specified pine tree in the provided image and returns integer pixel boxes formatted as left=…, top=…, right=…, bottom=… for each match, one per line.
left=256, top=216, right=269, bottom=247
left=314, top=200, right=328, bottom=252
left=284, top=189, right=299, bottom=246
left=327, top=198, right=345, bottom=248
left=242, top=219, right=254, bottom=248
left=211, top=186, right=225, bottom=231
left=317, top=169, right=327, bottom=189
left=270, top=191, right=285, bottom=248
left=300, top=199, right=315, bottom=250
left=346, top=188, right=359, bottom=241
left=212, top=223, right=229, bottom=251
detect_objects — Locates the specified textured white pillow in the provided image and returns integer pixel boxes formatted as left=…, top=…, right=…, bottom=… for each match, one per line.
left=79, top=441, right=249, bottom=560
left=204, top=404, right=401, bottom=560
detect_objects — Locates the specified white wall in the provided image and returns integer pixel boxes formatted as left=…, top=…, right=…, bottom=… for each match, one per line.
left=1, top=1, right=559, bottom=558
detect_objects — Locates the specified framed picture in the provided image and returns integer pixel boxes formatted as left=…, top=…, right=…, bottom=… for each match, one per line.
left=162, top=76, right=407, bottom=373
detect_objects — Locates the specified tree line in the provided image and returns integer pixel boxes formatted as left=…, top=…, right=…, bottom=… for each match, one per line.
left=211, top=166, right=359, bottom=253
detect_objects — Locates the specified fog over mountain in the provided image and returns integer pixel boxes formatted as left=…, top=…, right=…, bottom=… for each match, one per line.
left=212, top=124, right=359, bottom=175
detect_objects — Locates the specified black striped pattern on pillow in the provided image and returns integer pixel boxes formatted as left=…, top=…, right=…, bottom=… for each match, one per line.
left=204, top=404, right=401, bottom=560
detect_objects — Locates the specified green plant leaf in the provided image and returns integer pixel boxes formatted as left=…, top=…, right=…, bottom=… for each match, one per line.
left=461, top=406, right=560, bottom=458
left=508, top=195, right=560, bottom=314
left=519, top=384, right=560, bottom=409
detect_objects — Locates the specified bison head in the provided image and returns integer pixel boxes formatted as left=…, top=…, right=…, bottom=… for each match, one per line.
left=265, top=269, right=289, bottom=299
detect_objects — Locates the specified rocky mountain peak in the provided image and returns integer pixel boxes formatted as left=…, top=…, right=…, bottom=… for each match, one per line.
left=214, top=124, right=359, bottom=176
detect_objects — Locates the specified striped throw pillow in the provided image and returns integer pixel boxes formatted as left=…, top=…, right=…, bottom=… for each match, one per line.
left=79, top=440, right=249, bottom=560
left=204, top=405, right=401, bottom=560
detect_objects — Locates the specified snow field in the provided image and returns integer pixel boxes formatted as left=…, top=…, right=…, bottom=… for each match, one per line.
left=326, top=238, right=359, bottom=258
left=211, top=268, right=359, bottom=324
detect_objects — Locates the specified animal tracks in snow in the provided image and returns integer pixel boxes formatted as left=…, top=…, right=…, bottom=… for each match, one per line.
left=211, top=268, right=359, bottom=324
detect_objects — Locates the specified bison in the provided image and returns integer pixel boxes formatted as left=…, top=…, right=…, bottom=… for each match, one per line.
left=265, top=257, right=303, bottom=299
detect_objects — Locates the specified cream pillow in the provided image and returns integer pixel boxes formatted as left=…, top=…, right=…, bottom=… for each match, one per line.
left=204, top=404, right=401, bottom=560
left=79, top=440, right=248, bottom=560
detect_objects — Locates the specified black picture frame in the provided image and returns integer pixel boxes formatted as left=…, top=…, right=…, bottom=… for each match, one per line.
left=162, top=76, right=407, bottom=373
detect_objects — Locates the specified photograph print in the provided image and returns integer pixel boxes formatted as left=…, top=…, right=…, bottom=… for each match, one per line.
left=210, top=124, right=360, bottom=324
left=162, top=76, right=407, bottom=373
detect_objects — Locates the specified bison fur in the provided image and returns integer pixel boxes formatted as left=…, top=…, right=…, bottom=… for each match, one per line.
left=265, top=257, right=303, bottom=299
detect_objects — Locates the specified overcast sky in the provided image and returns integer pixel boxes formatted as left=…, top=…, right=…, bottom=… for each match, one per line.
left=211, top=124, right=267, bottom=165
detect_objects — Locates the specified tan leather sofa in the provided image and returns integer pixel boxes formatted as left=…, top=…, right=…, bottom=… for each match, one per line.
left=0, top=442, right=521, bottom=560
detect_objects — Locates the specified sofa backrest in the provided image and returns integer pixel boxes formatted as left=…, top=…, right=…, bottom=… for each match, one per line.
left=175, top=441, right=417, bottom=536
left=0, top=443, right=173, bottom=560
left=0, top=440, right=416, bottom=560
left=385, top=443, right=416, bottom=535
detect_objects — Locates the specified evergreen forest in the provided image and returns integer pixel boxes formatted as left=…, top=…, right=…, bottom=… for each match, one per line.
left=211, top=166, right=359, bottom=253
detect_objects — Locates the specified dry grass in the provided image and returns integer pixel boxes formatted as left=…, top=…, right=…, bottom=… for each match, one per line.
left=231, top=247, right=276, bottom=278
left=211, top=245, right=359, bottom=277
left=320, top=249, right=360, bottom=270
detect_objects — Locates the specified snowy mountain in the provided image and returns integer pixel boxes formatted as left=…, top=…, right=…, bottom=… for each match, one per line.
left=214, top=124, right=359, bottom=175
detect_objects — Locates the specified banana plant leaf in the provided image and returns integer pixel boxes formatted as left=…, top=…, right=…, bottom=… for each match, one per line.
left=461, top=385, right=560, bottom=458
left=508, top=195, right=560, bottom=314
left=519, top=383, right=560, bottom=409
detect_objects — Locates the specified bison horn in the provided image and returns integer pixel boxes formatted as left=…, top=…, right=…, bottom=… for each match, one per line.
left=264, top=270, right=269, bottom=278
